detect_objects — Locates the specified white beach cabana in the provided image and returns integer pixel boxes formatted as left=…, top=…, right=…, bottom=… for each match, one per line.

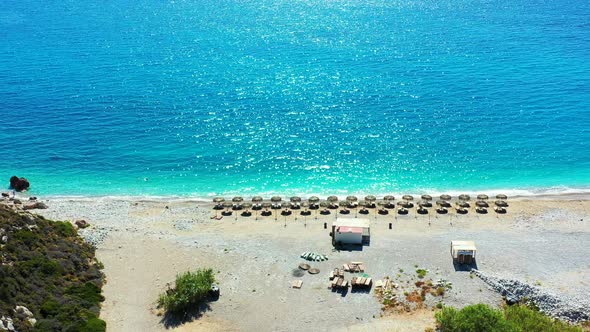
left=332, top=219, right=370, bottom=245
left=450, top=240, right=477, bottom=264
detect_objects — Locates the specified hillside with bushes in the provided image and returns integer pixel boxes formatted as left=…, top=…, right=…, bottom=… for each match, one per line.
left=0, top=205, right=105, bottom=331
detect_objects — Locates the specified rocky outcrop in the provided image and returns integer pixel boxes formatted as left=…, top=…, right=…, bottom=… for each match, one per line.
left=22, top=202, right=48, bottom=210
left=75, top=219, right=89, bottom=229
left=9, top=176, right=29, bottom=192
left=472, top=269, right=590, bottom=324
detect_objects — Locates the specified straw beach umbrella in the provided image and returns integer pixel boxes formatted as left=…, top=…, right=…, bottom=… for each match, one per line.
left=421, top=194, right=432, bottom=201
left=290, top=196, right=301, bottom=209
left=364, top=195, right=377, bottom=208
left=402, top=195, right=414, bottom=202
left=346, top=196, right=358, bottom=208
left=476, top=200, right=489, bottom=208
left=240, top=202, right=253, bottom=218
left=477, top=194, right=489, bottom=201
left=383, top=195, right=395, bottom=201
left=436, top=200, right=451, bottom=208
left=271, top=196, right=282, bottom=211
left=440, top=194, right=452, bottom=201
left=252, top=196, right=263, bottom=209
left=232, top=196, right=244, bottom=210
left=418, top=200, right=432, bottom=208
left=495, top=200, right=508, bottom=207
left=327, top=196, right=339, bottom=209
left=222, top=201, right=233, bottom=216
left=458, top=194, right=470, bottom=202
left=496, top=194, right=508, bottom=200
left=308, top=196, right=320, bottom=209
left=213, top=197, right=225, bottom=210
left=339, top=201, right=350, bottom=214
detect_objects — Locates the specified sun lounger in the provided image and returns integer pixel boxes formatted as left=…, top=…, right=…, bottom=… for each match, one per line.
left=292, top=280, right=303, bottom=289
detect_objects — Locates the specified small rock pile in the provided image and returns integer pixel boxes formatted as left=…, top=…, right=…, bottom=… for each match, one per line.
left=472, top=269, right=590, bottom=324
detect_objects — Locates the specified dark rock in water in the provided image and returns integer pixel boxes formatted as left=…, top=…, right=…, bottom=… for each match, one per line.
left=12, top=199, right=22, bottom=205
left=29, top=196, right=37, bottom=201
left=23, top=202, right=47, bottom=210
left=1, top=193, right=8, bottom=197
left=75, top=219, right=89, bottom=228
left=9, top=176, right=30, bottom=192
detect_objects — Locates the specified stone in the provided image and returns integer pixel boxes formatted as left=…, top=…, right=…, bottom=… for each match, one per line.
left=9, top=176, right=30, bottom=192
left=15, top=305, right=34, bottom=318
left=22, top=202, right=48, bottom=210
left=27, top=318, right=36, bottom=326
left=75, top=219, right=89, bottom=229
left=28, top=197, right=37, bottom=201
left=1, top=236, right=7, bottom=244
left=11, top=199, right=21, bottom=205
left=1, top=193, right=8, bottom=198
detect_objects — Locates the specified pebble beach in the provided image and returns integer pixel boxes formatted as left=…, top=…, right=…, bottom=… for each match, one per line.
left=17, top=193, right=587, bottom=331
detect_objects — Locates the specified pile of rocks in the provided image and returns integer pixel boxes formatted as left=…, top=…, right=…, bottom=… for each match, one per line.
left=0, top=316, right=14, bottom=331
left=472, top=269, right=590, bottom=324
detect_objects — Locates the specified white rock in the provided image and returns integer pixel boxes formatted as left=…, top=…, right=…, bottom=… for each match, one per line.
left=15, top=305, right=34, bottom=318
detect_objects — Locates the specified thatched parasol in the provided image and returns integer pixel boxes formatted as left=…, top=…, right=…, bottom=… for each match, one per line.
left=417, top=207, right=428, bottom=214
left=213, top=197, right=225, bottom=203
left=232, top=196, right=243, bottom=203
left=242, top=202, right=252, bottom=209
left=308, top=196, right=320, bottom=204
left=440, top=194, right=452, bottom=201
left=421, top=194, right=432, bottom=201
left=308, top=268, right=320, bottom=274
left=402, top=195, right=414, bottom=201
left=365, top=195, right=376, bottom=203
left=436, top=200, right=451, bottom=208
left=327, top=196, right=339, bottom=203
left=476, top=200, right=489, bottom=208
left=290, top=196, right=302, bottom=203
left=436, top=207, right=448, bottom=214
left=477, top=194, right=489, bottom=200
left=476, top=207, right=488, bottom=214
left=299, top=263, right=310, bottom=270
left=495, top=200, right=508, bottom=207
left=496, top=194, right=508, bottom=200
left=346, top=196, right=358, bottom=203
left=223, top=202, right=233, bottom=209
left=383, top=195, right=395, bottom=201
left=418, top=200, right=432, bottom=207
left=456, top=201, right=470, bottom=208
left=262, top=202, right=272, bottom=209
left=271, top=196, right=282, bottom=203
left=458, top=194, right=470, bottom=201
left=397, top=201, right=412, bottom=208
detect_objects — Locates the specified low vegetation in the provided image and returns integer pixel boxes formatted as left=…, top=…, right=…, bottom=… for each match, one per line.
left=0, top=206, right=105, bottom=331
left=435, top=303, right=583, bottom=332
left=157, top=269, right=216, bottom=315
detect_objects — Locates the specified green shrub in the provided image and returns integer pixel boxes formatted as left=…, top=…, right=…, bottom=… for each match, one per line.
left=41, top=298, right=60, bottom=317
left=80, top=317, right=107, bottom=332
left=435, top=304, right=514, bottom=332
left=54, top=221, right=76, bottom=237
left=66, top=282, right=105, bottom=307
left=416, top=268, right=428, bottom=279
left=436, top=303, right=584, bottom=332
left=158, top=269, right=215, bottom=314
left=504, top=305, right=582, bottom=332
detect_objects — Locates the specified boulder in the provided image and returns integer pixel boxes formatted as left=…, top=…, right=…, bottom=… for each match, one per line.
left=1, top=193, right=8, bottom=198
left=14, top=306, right=33, bottom=318
left=1, top=235, right=7, bottom=244
left=22, top=202, right=47, bottom=210
left=27, top=318, right=36, bottom=326
left=9, top=176, right=29, bottom=192
left=75, top=219, right=89, bottom=229
left=28, top=197, right=37, bottom=201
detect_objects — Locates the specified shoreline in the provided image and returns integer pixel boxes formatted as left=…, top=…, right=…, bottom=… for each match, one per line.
left=17, top=191, right=590, bottom=204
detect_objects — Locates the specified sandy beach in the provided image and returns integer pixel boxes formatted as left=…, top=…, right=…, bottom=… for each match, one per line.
left=28, top=194, right=590, bottom=331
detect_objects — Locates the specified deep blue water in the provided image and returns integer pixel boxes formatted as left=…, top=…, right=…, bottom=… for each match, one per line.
left=1, top=0, right=589, bottom=197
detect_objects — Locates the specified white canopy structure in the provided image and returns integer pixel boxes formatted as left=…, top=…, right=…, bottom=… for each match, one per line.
left=450, top=241, right=477, bottom=264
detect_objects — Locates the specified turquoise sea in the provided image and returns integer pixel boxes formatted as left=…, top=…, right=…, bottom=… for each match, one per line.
left=1, top=0, right=589, bottom=198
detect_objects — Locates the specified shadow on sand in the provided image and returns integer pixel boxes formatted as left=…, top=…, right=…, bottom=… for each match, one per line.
left=453, top=261, right=478, bottom=272
left=160, top=302, right=212, bottom=329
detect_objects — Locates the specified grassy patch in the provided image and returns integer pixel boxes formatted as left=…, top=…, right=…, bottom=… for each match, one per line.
left=158, top=269, right=215, bottom=314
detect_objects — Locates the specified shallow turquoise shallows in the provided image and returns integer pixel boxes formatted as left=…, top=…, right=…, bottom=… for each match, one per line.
left=1, top=0, right=589, bottom=197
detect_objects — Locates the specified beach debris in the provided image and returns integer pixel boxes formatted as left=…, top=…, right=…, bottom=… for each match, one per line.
left=292, top=280, right=303, bottom=289
left=299, top=263, right=310, bottom=270
left=351, top=276, right=372, bottom=288
left=9, top=176, right=29, bottom=192
left=343, top=262, right=365, bottom=273
left=300, top=252, right=328, bottom=262
left=472, top=269, right=590, bottom=324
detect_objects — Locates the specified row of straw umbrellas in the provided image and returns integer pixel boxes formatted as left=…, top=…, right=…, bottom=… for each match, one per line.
left=212, top=194, right=509, bottom=219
